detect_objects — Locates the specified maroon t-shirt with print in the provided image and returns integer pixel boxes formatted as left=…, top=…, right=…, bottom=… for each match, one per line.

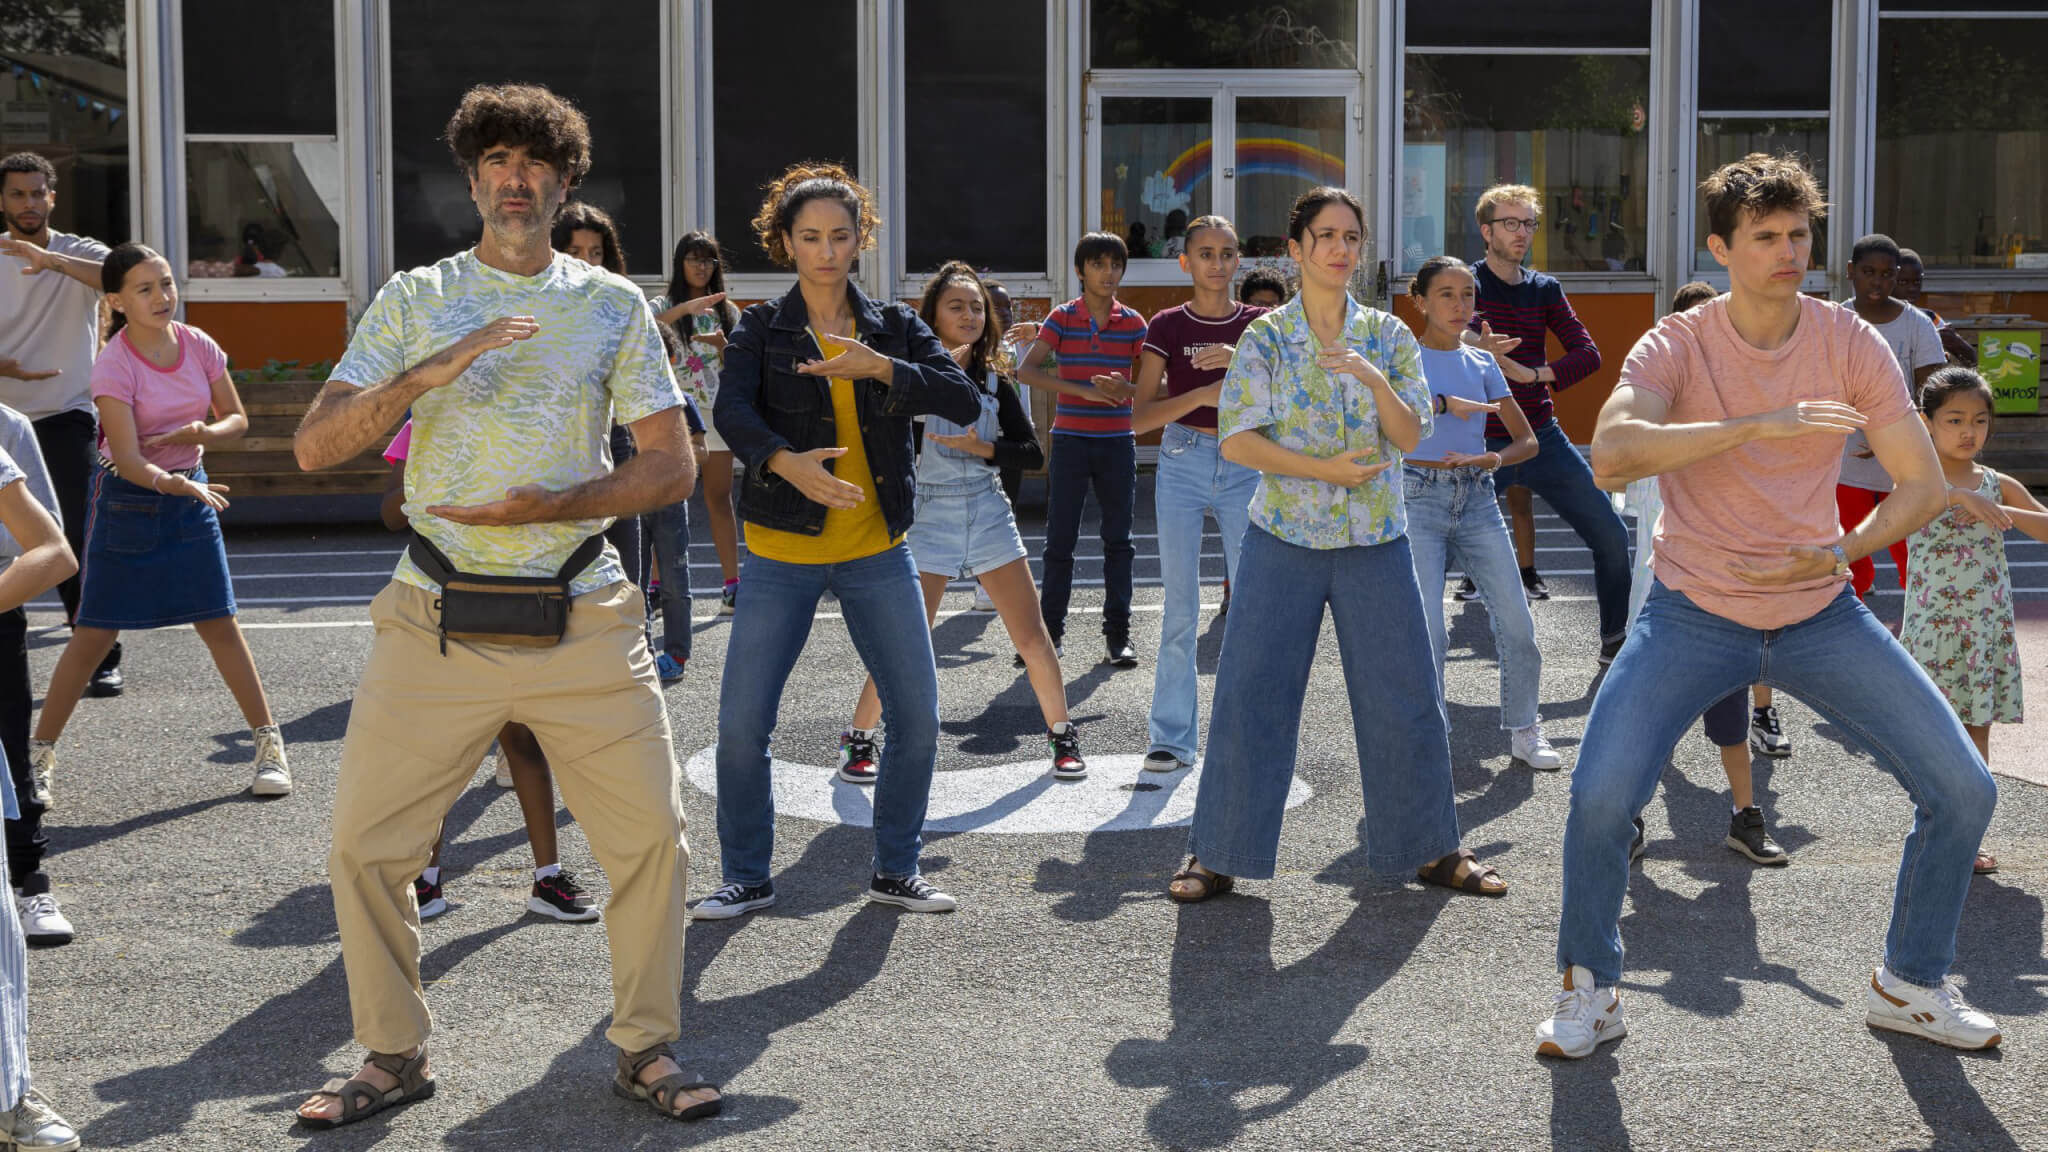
left=1141, top=301, right=1268, bottom=432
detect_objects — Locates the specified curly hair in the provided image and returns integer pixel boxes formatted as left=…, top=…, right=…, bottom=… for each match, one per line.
left=918, top=261, right=1000, bottom=381
left=750, top=162, right=879, bottom=268
left=0, top=152, right=57, bottom=190
left=444, top=84, right=592, bottom=189
left=1475, top=184, right=1541, bottom=227
left=1700, top=153, right=1827, bottom=247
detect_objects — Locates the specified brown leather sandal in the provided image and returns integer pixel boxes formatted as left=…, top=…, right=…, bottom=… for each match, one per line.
left=1417, top=848, right=1507, bottom=897
left=298, top=1046, right=435, bottom=1129
left=1168, top=858, right=1235, bottom=903
left=614, top=1042, right=722, bottom=1121
left=1975, top=852, right=2000, bottom=875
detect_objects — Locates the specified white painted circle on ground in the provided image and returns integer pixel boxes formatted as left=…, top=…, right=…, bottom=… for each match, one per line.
left=682, top=747, right=1313, bottom=834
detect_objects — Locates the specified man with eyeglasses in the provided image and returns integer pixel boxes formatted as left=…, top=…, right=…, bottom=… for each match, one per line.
left=1466, top=183, right=1632, bottom=666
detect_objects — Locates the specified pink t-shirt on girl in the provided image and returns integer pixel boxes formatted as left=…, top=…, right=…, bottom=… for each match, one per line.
left=1623, top=294, right=1913, bottom=631
left=90, top=323, right=228, bottom=471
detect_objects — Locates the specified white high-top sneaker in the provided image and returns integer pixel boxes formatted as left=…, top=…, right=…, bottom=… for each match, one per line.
left=1536, top=965, right=1627, bottom=1059
left=249, top=725, right=292, bottom=796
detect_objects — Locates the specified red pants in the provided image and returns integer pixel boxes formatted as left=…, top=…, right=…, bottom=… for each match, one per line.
left=1836, top=484, right=1909, bottom=597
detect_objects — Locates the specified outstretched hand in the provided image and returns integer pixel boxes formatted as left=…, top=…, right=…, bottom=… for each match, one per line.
left=1751, top=401, right=1866, bottom=441
left=769, top=446, right=864, bottom=510
left=0, top=235, right=53, bottom=274
left=1443, top=394, right=1499, bottom=421
left=1316, top=450, right=1394, bottom=488
left=0, top=358, right=59, bottom=381
left=1729, top=544, right=1838, bottom=586
left=427, top=484, right=558, bottom=526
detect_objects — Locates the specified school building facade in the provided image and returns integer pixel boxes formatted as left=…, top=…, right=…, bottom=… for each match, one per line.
left=6, top=0, right=2045, bottom=448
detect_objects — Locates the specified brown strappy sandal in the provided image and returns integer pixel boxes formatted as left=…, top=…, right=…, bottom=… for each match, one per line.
left=614, top=1042, right=722, bottom=1122
left=1975, top=851, right=2000, bottom=875
left=1168, top=858, right=1235, bottom=904
left=1417, top=848, right=1507, bottom=897
left=297, top=1047, right=435, bottom=1129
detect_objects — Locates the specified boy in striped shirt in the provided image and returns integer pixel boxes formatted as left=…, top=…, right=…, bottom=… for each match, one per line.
left=1019, top=233, right=1148, bottom=667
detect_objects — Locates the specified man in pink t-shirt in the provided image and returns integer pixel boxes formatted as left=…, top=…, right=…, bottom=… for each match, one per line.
left=1538, top=155, right=2001, bottom=1060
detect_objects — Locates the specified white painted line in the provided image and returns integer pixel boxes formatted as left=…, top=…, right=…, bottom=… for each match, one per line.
left=680, top=746, right=1311, bottom=834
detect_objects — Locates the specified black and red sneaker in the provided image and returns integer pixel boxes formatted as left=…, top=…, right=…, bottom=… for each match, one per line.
left=414, top=874, right=448, bottom=921
left=528, top=869, right=600, bottom=922
left=1048, top=725, right=1087, bottom=780
left=838, top=729, right=879, bottom=784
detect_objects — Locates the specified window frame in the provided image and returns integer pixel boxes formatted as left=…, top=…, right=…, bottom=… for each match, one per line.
left=170, top=0, right=352, bottom=302
left=373, top=0, right=676, bottom=294
left=1866, top=6, right=2048, bottom=292
left=1084, top=70, right=1364, bottom=289
left=1391, top=1, right=1664, bottom=293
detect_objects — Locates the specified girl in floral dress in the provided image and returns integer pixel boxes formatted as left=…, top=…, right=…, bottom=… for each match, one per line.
left=1902, top=366, right=2048, bottom=874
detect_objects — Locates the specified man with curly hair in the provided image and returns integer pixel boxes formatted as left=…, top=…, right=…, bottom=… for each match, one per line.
left=293, top=84, right=718, bottom=1127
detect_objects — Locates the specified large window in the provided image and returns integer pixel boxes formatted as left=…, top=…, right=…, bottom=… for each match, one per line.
left=1093, top=85, right=1355, bottom=279
left=387, top=0, right=663, bottom=275
left=903, top=2, right=1045, bottom=275
left=182, top=0, right=342, bottom=281
left=1401, top=2, right=1651, bottom=275
left=1694, top=0, right=1831, bottom=273
left=0, top=4, right=130, bottom=245
left=1875, top=11, right=2048, bottom=271
left=712, top=0, right=856, bottom=274
left=1092, top=1, right=1357, bottom=69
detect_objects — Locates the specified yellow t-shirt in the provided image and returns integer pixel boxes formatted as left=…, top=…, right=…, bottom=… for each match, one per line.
left=745, top=329, right=901, bottom=565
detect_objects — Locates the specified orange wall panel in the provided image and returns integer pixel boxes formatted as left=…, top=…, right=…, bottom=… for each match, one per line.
left=184, top=300, right=350, bottom=369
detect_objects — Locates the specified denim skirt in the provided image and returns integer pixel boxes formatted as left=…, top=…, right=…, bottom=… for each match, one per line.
left=76, top=464, right=236, bottom=629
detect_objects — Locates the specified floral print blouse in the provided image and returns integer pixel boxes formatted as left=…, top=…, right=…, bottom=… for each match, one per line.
left=1218, top=294, right=1430, bottom=550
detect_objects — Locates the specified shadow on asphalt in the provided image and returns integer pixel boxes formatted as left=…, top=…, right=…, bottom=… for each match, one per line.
left=1875, top=1032, right=2019, bottom=1152
left=1033, top=826, right=1192, bottom=923
left=1546, top=1046, right=1634, bottom=1151
left=82, top=919, right=521, bottom=1147
left=1952, top=878, right=2048, bottom=1020
left=53, top=791, right=254, bottom=857
left=1102, top=886, right=1442, bottom=1149
left=205, top=700, right=354, bottom=763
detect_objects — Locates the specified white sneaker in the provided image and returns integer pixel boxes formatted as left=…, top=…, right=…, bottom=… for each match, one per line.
left=488, top=750, right=514, bottom=789
left=3, top=1090, right=79, bottom=1150
left=1865, top=966, right=2001, bottom=1050
left=1536, top=965, right=1627, bottom=1059
left=26, top=740, right=53, bottom=810
left=16, top=892, right=73, bottom=947
left=689, top=881, right=776, bottom=921
left=1512, top=724, right=1563, bottom=772
left=248, top=725, right=292, bottom=796
left=971, top=584, right=997, bottom=613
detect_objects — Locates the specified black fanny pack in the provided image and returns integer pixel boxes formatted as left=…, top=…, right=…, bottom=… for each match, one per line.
left=407, top=532, right=606, bottom=654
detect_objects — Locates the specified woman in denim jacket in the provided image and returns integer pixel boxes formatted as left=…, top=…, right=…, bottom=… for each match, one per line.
left=698, top=164, right=980, bottom=921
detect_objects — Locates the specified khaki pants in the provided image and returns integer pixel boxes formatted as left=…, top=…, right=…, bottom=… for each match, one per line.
left=329, top=580, right=687, bottom=1054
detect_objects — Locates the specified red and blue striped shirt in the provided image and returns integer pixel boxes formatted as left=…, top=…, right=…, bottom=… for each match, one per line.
left=1471, top=263, right=1601, bottom=439
left=1042, top=297, right=1147, bottom=437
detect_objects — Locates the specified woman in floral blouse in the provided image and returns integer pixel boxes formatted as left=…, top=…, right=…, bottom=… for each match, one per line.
left=1168, top=187, right=1507, bottom=903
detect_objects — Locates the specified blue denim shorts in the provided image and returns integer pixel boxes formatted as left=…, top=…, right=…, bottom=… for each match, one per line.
left=906, top=477, right=1027, bottom=580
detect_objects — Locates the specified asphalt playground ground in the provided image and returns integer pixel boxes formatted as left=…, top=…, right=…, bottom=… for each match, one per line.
left=19, top=475, right=2048, bottom=1150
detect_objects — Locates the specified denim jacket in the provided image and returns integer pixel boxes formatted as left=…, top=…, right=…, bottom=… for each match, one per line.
left=715, top=282, right=981, bottom=537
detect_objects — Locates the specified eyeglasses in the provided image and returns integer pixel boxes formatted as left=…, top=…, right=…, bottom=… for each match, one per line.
left=1487, top=217, right=1537, bottom=234
left=684, top=257, right=718, bottom=268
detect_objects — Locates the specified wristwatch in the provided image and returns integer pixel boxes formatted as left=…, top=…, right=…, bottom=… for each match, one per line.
left=1829, top=543, right=1849, bottom=578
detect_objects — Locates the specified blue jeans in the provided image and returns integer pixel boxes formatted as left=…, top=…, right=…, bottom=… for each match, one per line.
left=714, top=542, right=939, bottom=885
left=1148, top=424, right=1259, bottom=762
left=1189, top=526, right=1463, bottom=880
left=645, top=500, right=691, bottom=662
left=1487, top=420, right=1633, bottom=639
left=1040, top=433, right=1137, bottom=641
left=1559, top=582, right=1997, bottom=989
left=1402, top=465, right=1541, bottom=731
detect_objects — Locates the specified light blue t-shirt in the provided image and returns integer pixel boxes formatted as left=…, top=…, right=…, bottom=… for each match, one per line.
left=1411, top=345, right=1514, bottom=462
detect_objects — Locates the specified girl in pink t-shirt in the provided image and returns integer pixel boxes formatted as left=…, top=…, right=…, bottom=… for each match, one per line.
left=28, top=243, right=290, bottom=802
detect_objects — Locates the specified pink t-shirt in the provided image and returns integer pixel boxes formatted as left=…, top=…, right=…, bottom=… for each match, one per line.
left=1625, top=295, right=1913, bottom=630
left=383, top=419, right=413, bottom=464
left=90, top=323, right=228, bottom=471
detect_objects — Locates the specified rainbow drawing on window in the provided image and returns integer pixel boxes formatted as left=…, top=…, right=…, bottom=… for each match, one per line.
left=1144, top=138, right=1345, bottom=214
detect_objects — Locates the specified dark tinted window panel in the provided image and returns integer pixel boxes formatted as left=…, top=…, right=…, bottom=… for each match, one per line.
left=713, top=0, right=858, bottom=273
left=0, top=7, right=131, bottom=245
left=1879, top=1, right=2048, bottom=11
left=1699, top=0, right=1830, bottom=112
left=1093, top=1, right=1358, bottom=68
left=1405, top=1, right=1650, bottom=50
left=184, top=0, right=335, bottom=135
left=904, top=2, right=1045, bottom=273
left=388, top=0, right=663, bottom=274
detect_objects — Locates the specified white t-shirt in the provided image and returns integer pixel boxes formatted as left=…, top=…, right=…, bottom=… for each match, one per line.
left=0, top=405, right=59, bottom=562
left=0, top=231, right=109, bottom=421
left=1838, top=303, right=1943, bottom=492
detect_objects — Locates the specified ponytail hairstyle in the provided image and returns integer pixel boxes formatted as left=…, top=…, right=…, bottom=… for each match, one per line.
left=1917, top=365, right=1995, bottom=418
left=1287, top=186, right=1367, bottom=252
left=665, top=231, right=734, bottom=336
left=101, top=242, right=166, bottom=339
left=1182, top=214, right=1237, bottom=249
left=751, top=161, right=879, bottom=268
left=1408, top=255, right=1473, bottom=299
left=551, top=201, right=626, bottom=275
left=918, top=260, right=1000, bottom=384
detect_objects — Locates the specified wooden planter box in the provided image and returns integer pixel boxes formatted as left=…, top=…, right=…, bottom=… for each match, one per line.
left=208, top=365, right=392, bottom=498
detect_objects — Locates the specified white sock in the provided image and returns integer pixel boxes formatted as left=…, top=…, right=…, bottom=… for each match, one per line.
left=849, top=727, right=877, bottom=741
left=420, top=866, right=440, bottom=885
left=534, top=863, right=561, bottom=881
left=1050, top=721, right=1072, bottom=735
left=1733, top=803, right=1744, bottom=816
